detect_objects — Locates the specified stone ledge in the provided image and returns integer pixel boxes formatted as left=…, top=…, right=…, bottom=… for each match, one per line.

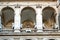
left=0, top=0, right=57, bottom=2
left=0, top=32, right=60, bottom=36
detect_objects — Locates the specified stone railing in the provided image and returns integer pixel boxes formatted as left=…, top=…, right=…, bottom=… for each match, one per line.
left=1, top=29, right=14, bottom=33
left=0, top=28, right=59, bottom=33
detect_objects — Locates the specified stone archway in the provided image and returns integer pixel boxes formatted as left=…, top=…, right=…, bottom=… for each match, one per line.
left=42, top=7, right=56, bottom=29
left=21, top=7, right=36, bottom=28
left=1, top=7, right=14, bottom=29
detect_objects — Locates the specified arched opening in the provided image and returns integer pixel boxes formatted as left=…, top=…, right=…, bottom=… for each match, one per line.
left=21, top=7, right=36, bottom=28
left=49, top=39, right=55, bottom=40
left=1, top=7, right=14, bottom=29
left=42, top=7, right=56, bottom=29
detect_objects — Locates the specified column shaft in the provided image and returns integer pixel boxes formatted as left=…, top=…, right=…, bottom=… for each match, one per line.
left=14, top=8, right=21, bottom=32
left=0, top=16, right=2, bottom=32
left=36, top=8, right=43, bottom=32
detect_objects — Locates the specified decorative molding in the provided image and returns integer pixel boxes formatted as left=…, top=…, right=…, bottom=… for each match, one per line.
left=15, top=4, right=20, bottom=8
left=0, top=0, right=57, bottom=2
left=36, top=4, right=42, bottom=8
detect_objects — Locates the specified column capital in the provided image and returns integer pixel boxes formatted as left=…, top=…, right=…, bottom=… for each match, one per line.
left=14, top=8, right=21, bottom=15
left=36, top=8, right=42, bottom=15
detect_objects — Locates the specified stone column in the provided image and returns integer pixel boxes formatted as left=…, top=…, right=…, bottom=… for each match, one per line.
left=54, top=7, right=59, bottom=29
left=0, top=16, right=2, bottom=32
left=57, top=0, right=59, bottom=5
left=36, top=8, right=43, bottom=32
left=14, top=8, right=21, bottom=32
left=55, top=12, right=59, bottom=29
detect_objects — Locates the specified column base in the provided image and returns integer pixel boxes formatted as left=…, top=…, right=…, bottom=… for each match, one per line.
left=58, top=30, right=60, bottom=32
left=37, top=29, right=43, bottom=32
left=14, top=29, right=20, bottom=32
